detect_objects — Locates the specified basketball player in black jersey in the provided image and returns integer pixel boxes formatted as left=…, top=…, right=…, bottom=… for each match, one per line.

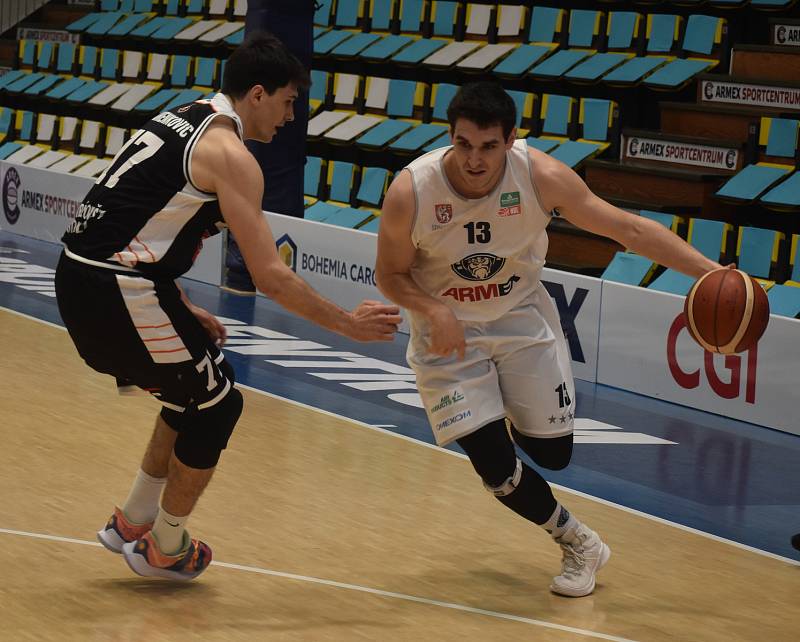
left=54, top=32, right=401, bottom=580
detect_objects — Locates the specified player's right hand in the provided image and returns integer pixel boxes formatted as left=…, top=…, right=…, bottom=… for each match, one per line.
left=347, top=300, right=403, bottom=342
left=427, top=305, right=466, bottom=361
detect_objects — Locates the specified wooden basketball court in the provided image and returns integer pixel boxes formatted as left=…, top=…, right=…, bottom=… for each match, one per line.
left=1, top=308, right=798, bottom=641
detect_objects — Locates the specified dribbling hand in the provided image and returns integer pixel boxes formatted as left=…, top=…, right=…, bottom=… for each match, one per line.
left=427, top=305, right=466, bottom=361
left=348, top=300, right=403, bottom=342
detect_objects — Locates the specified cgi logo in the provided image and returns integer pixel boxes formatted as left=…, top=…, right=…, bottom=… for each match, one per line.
left=776, top=26, right=786, bottom=45
left=703, top=81, right=715, bottom=101
left=2, top=167, right=21, bottom=225
left=628, top=137, right=640, bottom=157
left=725, top=149, right=737, bottom=170
left=275, top=233, right=297, bottom=272
left=666, top=313, right=757, bottom=404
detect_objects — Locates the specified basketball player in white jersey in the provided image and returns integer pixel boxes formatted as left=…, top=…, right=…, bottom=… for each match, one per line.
left=56, top=33, right=401, bottom=580
left=376, top=82, right=722, bottom=597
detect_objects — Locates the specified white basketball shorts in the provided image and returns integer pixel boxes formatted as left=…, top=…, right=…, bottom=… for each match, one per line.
left=407, top=284, right=576, bottom=446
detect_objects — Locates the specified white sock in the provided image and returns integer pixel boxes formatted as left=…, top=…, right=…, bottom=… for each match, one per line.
left=122, top=469, right=166, bottom=524
left=151, top=507, right=189, bottom=555
left=542, top=503, right=578, bottom=540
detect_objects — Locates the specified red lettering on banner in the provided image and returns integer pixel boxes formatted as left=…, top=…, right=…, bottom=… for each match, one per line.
left=667, top=315, right=700, bottom=389
left=666, top=314, right=758, bottom=404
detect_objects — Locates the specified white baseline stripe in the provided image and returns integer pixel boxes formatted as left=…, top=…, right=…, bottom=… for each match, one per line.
left=2, top=305, right=798, bottom=567
left=0, top=527, right=637, bottom=642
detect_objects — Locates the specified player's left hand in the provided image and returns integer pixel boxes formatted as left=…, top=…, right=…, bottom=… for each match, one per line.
left=189, top=304, right=227, bottom=347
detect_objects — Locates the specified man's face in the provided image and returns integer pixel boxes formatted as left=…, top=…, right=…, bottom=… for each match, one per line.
left=252, top=83, right=298, bottom=142
left=449, top=118, right=515, bottom=193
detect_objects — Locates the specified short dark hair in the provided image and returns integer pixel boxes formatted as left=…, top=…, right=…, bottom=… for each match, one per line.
left=447, top=82, right=517, bottom=140
left=222, top=31, right=310, bottom=98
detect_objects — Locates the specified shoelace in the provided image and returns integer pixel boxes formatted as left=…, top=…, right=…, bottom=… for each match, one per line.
left=559, top=542, right=586, bottom=578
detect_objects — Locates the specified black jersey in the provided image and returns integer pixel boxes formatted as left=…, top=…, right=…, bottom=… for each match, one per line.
left=62, top=93, right=243, bottom=278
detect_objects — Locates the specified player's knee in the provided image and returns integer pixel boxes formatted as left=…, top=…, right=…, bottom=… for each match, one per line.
left=511, top=427, right=573, bottom=470
left=173, top=387, right=244, bottom=469
left=482, top=456, right=522, bottom=497
left=457, top=419, right=520, bottom=490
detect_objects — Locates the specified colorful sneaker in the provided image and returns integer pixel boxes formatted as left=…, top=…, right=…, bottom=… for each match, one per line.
left=550, top=524, right=611, bottom=597
left=122, top=531, right=212, bottom=581
left=96, top=507, right=153, bottom=554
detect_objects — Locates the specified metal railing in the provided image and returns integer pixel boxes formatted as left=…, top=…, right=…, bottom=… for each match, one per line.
left=0, top=0, right=51, bottom=38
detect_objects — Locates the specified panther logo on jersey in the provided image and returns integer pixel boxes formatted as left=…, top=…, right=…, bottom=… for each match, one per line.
left=451, top=253, right=506, bottom=282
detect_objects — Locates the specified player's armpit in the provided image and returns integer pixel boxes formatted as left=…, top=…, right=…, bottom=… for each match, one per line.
left=376, top=170, right=417, bottom=284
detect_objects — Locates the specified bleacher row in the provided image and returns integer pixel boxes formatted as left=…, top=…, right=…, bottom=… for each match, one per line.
left=0, top=41, right=222, bottom=115
left=0, top=107, right=130, bottom=176
left=310, top=3, right=733, bottom=91
left=67, top=0, right=245, bottom=44
left=308, top=72, right=619, bottom=167
left=601, top=212, right=800, bottom=317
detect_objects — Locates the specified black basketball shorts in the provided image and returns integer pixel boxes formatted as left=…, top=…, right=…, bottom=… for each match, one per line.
left=54, top=251, right=232, bottom=413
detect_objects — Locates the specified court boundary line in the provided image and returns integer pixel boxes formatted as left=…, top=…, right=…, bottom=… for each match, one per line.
left=0, top=527, right=637, bottom=642
left=3, top=305, right=798, bottom=568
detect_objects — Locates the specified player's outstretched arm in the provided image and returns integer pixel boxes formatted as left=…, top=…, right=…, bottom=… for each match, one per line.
left=376, top=171, right=465, bottom=360
left=193, top=121, right=401, bottom=342
left=531, top=150, right=721, bottom=279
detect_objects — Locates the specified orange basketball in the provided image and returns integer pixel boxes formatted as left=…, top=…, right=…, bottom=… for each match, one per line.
left=684, top=268, right=770, bottom=354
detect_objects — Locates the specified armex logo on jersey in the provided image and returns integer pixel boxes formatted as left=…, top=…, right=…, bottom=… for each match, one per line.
left=2, top=167, right=21, bottom=225
left=442, top=275, right=520, bottom=302
left=275, top=233, right=297, bottom=272
left=451, top=253, right=506, bottom=281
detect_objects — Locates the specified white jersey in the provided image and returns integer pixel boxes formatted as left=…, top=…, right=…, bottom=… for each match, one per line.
left=407, top=138, right=551, bottom=323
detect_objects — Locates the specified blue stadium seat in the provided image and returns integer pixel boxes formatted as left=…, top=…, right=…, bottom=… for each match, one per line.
left=493, top=6, right=563, bottom=76
left=359, top=217, right=380, bottom=233
left=602, top=252, right=658, bottom=286
left=760, top=172, right=800, bottom=209
left=603, top=14, right=682, bottom=85
left=0, top=142, right=23, bottom=160
left=548, top=98, right=615, bottom=167
left=526, top=94, right=575, bottom=150
left=528, top=10, right=603, bottom=79
left=649, top=218, right=732, bottom=295
left=356, top=79, right=425, bottom=149
left=643, top=15, right=725, bottom=90
left=304, top=156, right=324, bottom=206
left=737, top=226, right=784, bottom=287
left=717, top=117, right=799, bottom=203
left=767, top=234, right=800, bottom=317
left=0, top=108, right=13, bottom=143
left=356, top=166, right=391, bottom=209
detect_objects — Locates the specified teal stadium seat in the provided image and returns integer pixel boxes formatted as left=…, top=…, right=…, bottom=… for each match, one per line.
left=493, top=6, right=563, bottom=77
left=716, top=117, right=799, bottom=203
left=602, top=252, right=658, bottom=286
left=357, top=79, right=425, bottom=149
left=643, top=15, right=724, bottom=90
left=737, top=226, right=784, bottom=286
left=767, top=235, right=800, bottom=318
left=603, top=14, right=681, bottom=85
left=565, top=11, right=641, bottom=82
left=526, top=94, right=574, bottom=152
left=649, top=218, right=732, bottom=295
left=529, top=10, right=603, bottom=80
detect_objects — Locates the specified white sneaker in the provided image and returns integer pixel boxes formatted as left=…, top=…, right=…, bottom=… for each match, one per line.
left=550, top=524, right=611, bottom=597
